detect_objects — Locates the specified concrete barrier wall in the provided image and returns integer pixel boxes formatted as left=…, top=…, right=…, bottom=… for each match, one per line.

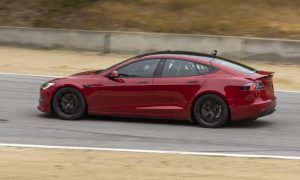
left=0, top=26, right=299, bottom=61
left=242, top=38, right=300, bottom=61
left=0, top=26, right=106, bottom=51
left=109, top=32, right=244, bottom=55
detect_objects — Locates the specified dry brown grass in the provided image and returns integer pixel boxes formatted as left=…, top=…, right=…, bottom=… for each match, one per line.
left=0, top=0, right=299, bottom=39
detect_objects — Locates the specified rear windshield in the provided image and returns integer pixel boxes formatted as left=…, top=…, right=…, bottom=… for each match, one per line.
left=213, top=58, right=257, bottom=75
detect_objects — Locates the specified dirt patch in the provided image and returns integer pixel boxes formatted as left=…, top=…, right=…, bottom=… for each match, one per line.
left=0, top=147, right=299, bottom=180
left=0, top=46, right=127, bottom=76
left=0, top=46, right=299, bottom=91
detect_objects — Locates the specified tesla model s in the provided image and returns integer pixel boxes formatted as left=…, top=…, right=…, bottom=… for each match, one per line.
left=38, top=51, right=276, bottom=128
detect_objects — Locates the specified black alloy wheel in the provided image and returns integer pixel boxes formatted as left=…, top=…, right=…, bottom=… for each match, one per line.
left=193, top=94, right=229, bottom=128
left=52, top=87, right=86, bottom=120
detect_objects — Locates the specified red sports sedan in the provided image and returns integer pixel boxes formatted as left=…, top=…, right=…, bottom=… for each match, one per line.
left=38, top=51, right=276, bottom=128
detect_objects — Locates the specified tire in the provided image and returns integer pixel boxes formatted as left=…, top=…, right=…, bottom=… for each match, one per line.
left=193, top=94, right=229, bottom=128
left=52, top=87, right=86, bottom=120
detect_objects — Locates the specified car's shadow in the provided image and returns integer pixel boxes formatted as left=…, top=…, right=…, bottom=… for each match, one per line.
left=38, top=113, right=274, bottom=128
left=38, top=113, right=193, bottom=126
left=88, top=115, right=194, bottom=126
left=226, top=120, right=274, bottom=128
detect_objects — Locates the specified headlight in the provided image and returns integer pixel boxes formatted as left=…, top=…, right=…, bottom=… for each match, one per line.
left=41, top=82, right=55, bottom=90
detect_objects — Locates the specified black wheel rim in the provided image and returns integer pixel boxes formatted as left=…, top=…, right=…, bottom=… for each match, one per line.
left=200, top=98, right=223, bottom=123
left=58, top=92, right=79, bottom=115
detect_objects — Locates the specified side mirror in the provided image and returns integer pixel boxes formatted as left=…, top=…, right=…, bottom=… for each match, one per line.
left=109, top=70, right=119, bottom=78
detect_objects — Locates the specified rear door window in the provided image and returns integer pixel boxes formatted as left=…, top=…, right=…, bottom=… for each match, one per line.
left=162, top=59, right=198, bottom=77
left=195, top=63, right=216, bottom=74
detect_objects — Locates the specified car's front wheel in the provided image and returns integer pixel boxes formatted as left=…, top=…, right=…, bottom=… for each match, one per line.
left=52, top=87, right=86, bottom=120
left=193, top=94, right=229, bottom=128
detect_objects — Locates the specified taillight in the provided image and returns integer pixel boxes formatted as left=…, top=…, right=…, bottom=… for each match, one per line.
left=243, top=82, right=264, bottom=91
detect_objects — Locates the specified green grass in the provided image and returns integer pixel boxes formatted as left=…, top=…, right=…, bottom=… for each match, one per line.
left=0, top=0, right=299, bottom=39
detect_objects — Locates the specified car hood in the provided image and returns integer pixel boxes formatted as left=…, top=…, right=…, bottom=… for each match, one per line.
left=70, top=70, right=99, bottom=76
left=49, top=70, right=102, bottom=84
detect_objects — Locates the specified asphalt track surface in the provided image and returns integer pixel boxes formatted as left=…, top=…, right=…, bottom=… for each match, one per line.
left=0, top=74, right=300, bottom=157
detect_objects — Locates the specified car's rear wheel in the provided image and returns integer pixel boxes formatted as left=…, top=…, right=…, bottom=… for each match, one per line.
left=193, top=94, right=229, bottom=128
left=52, top=87, right=86, bottom=120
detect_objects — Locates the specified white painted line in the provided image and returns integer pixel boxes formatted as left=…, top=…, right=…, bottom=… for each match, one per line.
left=0, top=72, right=60, bottom=78
left=1, top=72, right=300, bottom=93
left=0, top=143, right=299, bottom=160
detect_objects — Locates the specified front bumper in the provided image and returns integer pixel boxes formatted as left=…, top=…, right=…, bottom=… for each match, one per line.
left=37, top=87, right=55, bottom=113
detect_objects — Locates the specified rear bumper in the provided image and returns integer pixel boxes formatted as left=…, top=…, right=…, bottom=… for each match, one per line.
left=259, top=107, right=276, bottom=117
left=229, top=98, right=277, bottom=121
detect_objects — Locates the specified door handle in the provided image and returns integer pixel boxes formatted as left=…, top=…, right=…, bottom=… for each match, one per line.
left=137, top=81, right=149, bottom=84
left=187, top=80, right=199, bottom=84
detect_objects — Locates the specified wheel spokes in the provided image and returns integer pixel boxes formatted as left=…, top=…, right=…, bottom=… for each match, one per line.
left=59, top=92, right=78, bottom=114
left=200, top=98, right=223, bottom=123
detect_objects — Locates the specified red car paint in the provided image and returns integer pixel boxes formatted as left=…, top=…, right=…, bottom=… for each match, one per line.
left=38, top=52, right=276, bottom=122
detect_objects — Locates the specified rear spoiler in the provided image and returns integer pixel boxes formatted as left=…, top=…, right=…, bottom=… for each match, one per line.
left=246, top=71, right=274, bottom=80
left=256, top=71, right=274, bottom=76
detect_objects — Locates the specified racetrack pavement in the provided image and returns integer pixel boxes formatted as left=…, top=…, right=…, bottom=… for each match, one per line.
left=0, top=74, right=300, bottom=157
left=1, top=73, right=300, bottom=179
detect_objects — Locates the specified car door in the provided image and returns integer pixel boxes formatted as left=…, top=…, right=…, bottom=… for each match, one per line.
left=151, top=59, right=206, bottom=117
left=91, top=59, right=161, bottom=115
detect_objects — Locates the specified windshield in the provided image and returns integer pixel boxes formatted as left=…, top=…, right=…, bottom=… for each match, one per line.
left=96, top=58, right=134, bottom=74
left=212, top=58, right=257, bottom=75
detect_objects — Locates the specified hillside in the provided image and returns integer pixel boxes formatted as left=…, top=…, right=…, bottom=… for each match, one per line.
left=0, top=0, right=299, bottom=39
